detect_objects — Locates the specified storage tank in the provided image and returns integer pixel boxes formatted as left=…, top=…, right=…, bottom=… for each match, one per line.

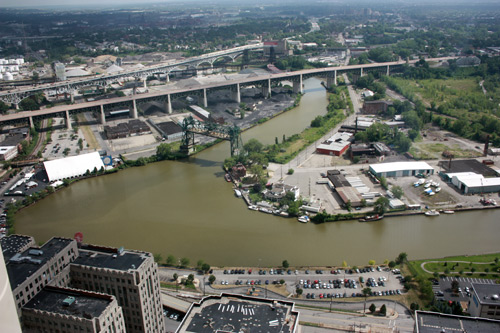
left=16, top=58, right=24, bottom=65
left=4, top=72, right=13, bottom=81
left=8, top=59, right=15, bottom=64
left=0, top=73, right=3, bottom=80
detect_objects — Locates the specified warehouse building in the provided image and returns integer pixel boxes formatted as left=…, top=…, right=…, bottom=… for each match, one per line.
left=43, top=152, right=105, bottom=182
left=316, top=132, right=353, bottom=156
left=449, top=172, right=500, bottom=194
left=369, top=161, right=434, bottom=178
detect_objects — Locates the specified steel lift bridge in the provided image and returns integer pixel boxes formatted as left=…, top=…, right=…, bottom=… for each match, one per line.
left=181, top=116, right=243, bottom=156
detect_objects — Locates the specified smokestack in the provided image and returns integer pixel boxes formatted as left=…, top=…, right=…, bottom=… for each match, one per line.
left=484, top=135, right=490, bottom=156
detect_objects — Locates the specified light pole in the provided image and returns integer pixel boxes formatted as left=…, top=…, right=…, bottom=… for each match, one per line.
left=203, top=276, right=206, bottom=296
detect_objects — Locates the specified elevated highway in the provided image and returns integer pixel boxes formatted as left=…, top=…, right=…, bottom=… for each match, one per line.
left=0, top=57, right=456, bottom=129
left=0, top=43, right=264, bottom=106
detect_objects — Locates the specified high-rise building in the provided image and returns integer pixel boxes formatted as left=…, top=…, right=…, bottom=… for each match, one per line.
left=70, top=244, right=165, bottom=333
left=4, top=236, right=78, bottom=315
left=22, top=286, right=125, bottom=333
left=1, top=235, right=165, bottom=333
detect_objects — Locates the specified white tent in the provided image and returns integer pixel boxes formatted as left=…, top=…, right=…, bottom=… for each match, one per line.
left=43, top=152, right=105, bottom=182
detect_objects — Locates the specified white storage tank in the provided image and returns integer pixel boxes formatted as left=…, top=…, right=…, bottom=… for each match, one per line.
left=0, top=73, right=3, bottom=80
left=16, top=58, right=24, bottom=65
left=8, top=59, right=16, bottom=64
left=4, top=72, right=13, bottom=81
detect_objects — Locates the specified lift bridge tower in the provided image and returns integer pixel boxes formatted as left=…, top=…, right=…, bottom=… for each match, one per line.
left=181, top=116, right=243, bottom=156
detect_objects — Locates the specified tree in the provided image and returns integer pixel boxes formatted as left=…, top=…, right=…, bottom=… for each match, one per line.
left=208, top=275, right=216, bottom=284
left=342, top=260, right=348, bottom=268
left=345, top=200, right=352, bottom=212
left=388, top=261, right=396, bottom=268
left=373, top=197, right=390, bottom=215
left=166, top=255, right=175, bottom=266
left=282, top=260, right=289, bottom=269
left=173, top=273, right=178, bottom=282
left=296, top=288, right=303, bottom=296
left=369, top=303, right=376, bottom=313
left=369, top=260, right=376, bottom=266
left=379, top=176, right=388, bottom=190
left=243, top=139, right=263, bottom=154
left=391, top=186, right=404, bottom=199
left=196, top=260, right=204, bottom=270
left=444, top=268, right=450, bottom=275
left=471, top=267, right=476, bottom=273
left=156, top=143, right=173, bottom=160
left=380, top=304, right=387, bottom=316
left=180, top=257, right=190, bottom=268
left=153, top=253, right=162, bottom=264
left=201, top=263, right=211, bottom=274
left=362, top=287, right=372, bottom=313
left=396, top=252, right=408, bottom=264
left=280, top=279, right=285, bottom=285
left=287, top=168, right=294, bottom=175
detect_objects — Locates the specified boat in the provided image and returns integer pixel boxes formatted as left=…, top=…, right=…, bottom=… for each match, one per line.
left=224, top=174, right=232, bottom=182
left=259, top=207, right=273, bottom=214
left=442, top=210, right=454, bottom=214
left=425, top=210, right=440, bottom=216
left=248, top=205, right=259, bottom=211
left=298, top=215, right=310, bottom=223
left=359, top=214, right=384, bottom=222
left=234, top=189, right=242, bottom=198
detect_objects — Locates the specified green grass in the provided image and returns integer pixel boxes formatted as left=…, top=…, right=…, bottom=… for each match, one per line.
left=408, top=253, right=500, bottom=280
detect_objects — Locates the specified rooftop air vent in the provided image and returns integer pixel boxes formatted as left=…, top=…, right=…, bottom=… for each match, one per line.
left=492, top=294, right=499, bottom=300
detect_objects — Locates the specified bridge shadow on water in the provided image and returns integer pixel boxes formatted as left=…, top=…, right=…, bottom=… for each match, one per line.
left=177, top=156, right=226, bottom=178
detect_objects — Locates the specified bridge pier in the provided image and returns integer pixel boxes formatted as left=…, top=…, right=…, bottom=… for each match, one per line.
left=386, top=65, right=390, bottom=76
left=100, top=105, right=106, bottom=124
left=70, top=90, right=74, bottom=103
left=14, top=103, right=19, bottom=110
left=143, top=78, right=147, bottom=89
left=326, top=76, right=336, bottom=89
left=360, top=68, right=363, bottom=77
left=262, top=78, right=271, bottom=98
left=203, top=89, right=208, bottom=108
left=28, top=116, right=34, bottom=129
left=131, top=99, right=138, bottom=119
left=166, top=73, right=170, bottom=83
left=165, top=94, right=172, bottom=114
left=232, top=83, right=241, bottom=104
left=65, top=110, right=72, bottom=130
left=293, top=74, right=303, bottom=94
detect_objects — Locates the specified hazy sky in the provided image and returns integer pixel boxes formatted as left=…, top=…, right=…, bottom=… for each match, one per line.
left=0, top=0, right=167, bottom=7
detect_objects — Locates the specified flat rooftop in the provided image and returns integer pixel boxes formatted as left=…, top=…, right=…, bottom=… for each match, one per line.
left=438, top=159, right=496, bottom=177
left=6, top=237, right=74, bottom=289
left=73, top=245, right=148, bottom=272
left=370, top=161, right=433, bottom=173
left=23, top=286, right=113, bottom=319
left=1, top=234, right=34, bottom=262
left=472, top=283, right=500, bottom=306
left=415, top=310, right=500, bottom=333
left=177, top=294, right=298, bottom=333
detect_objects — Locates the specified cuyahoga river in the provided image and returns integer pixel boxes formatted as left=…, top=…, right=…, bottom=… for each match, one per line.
left=15, top=79, right=500, bottom=267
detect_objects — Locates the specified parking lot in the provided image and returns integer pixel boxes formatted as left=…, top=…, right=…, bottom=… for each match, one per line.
left=433, top=276, right=496, bottom=302
left=214, top=266, right=405, bottom=300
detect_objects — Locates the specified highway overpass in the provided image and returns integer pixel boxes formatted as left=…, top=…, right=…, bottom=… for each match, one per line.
left=0, top=57, right=457, bottom=129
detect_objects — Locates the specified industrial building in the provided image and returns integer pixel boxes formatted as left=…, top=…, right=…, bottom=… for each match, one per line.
left=0, top=146, right=18, bottom=161
left=104, top=119, right=151, bottom=139
left=448, top=172, right=500, bottom=194
left=469, top=283, right=500, bottom=320
left=43, top=152, right=105, bottom=182
left=316, top=132, right=353, bottom=156
left=1, top=234, right=165, bottom=332
left=414, top=310, right=500, bottom=333
left=153, top=121, right=183, bottom=140
left=361, top=100, right=393, bottom=114
left=369, top=161, right=434, bottom=178
left=176, top=293, right=299, bottom=333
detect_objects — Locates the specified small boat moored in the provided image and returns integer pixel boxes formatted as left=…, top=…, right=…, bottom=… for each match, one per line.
left=248, top=205, right=259, bottom=211
left=359, top=214, right=384, bottom=222
left=224, top=173, right=232, bottom=182
left=425, top=210, right=440, bottom=216
left=442, top=210, right=454, bottom=214
left=234, top=189, right=242, bottom=198
left=298, top=215, right=310, bottom=223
